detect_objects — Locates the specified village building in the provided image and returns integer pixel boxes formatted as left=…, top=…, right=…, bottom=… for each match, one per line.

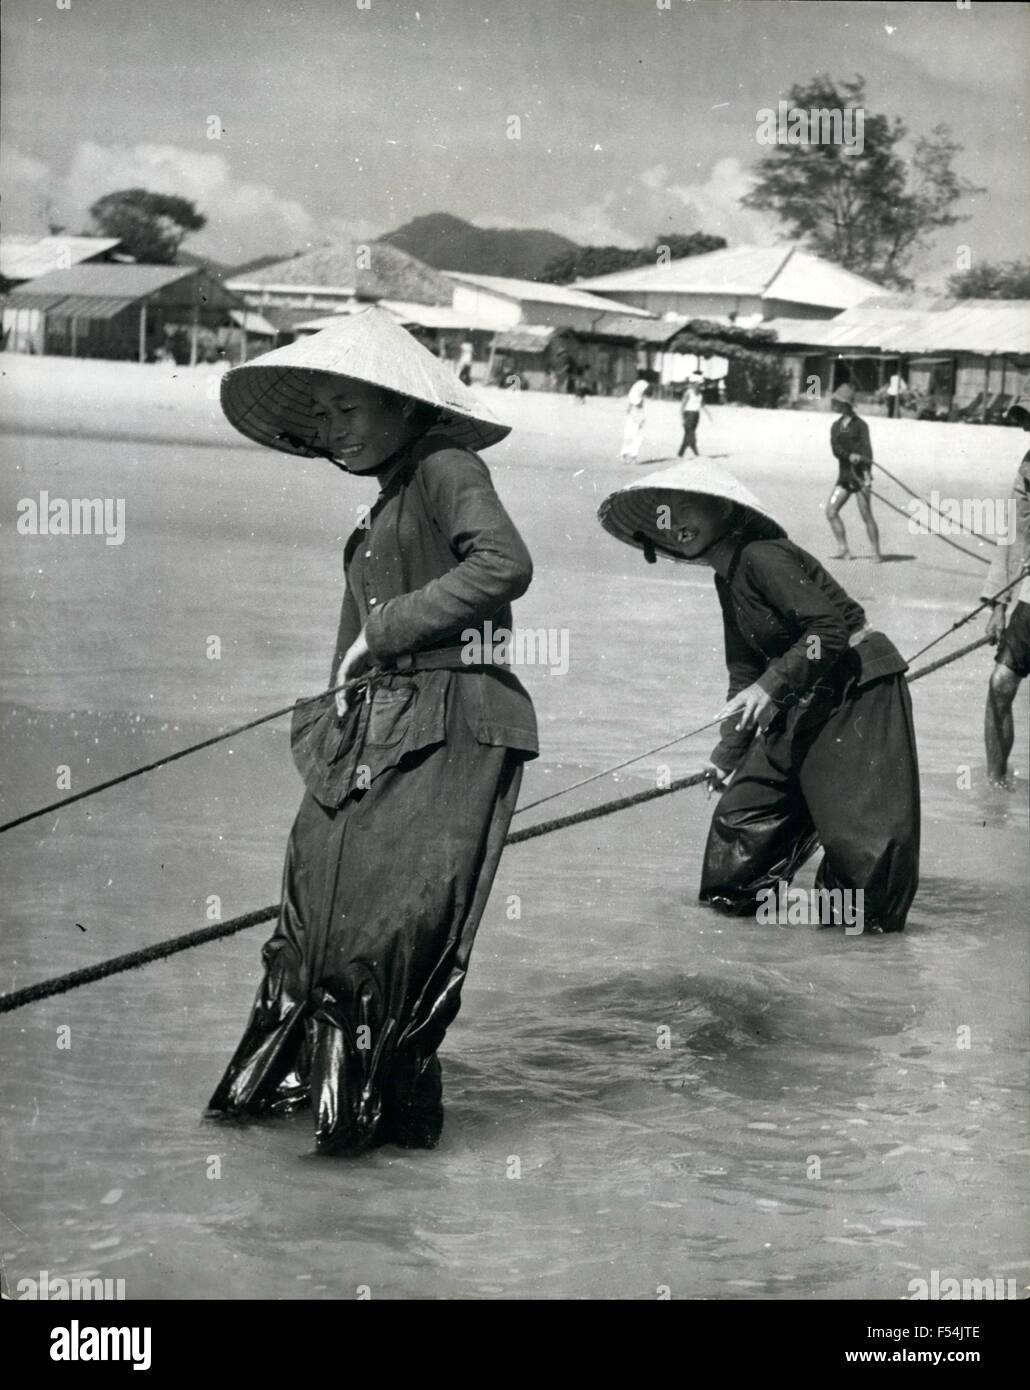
left=444, top=270, right=653, bottom=332
left=766, top=296, right=1030, bottom=420
left=0, top=234, right=125, bottom=291
left=224, top=241, right=457, bottom=342
left=1, top=263, right=243, bottom=362
left=573, top=243, right=886, bottom=324
left=293, top=300, right=505, bottom=379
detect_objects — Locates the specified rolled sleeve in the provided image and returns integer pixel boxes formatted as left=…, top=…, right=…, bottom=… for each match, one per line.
left=365, top=449, right=533, bottom=662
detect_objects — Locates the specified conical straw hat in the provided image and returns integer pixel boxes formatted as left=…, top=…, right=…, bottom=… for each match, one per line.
left=598, top=457, right=785, bottom=564
left=221, top=305, right=511, bottom=456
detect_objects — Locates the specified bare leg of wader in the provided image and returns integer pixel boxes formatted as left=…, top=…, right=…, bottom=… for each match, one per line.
left=855, top=486, right=883, bottom=562
left=985, top=663, right=1021, bottom=787
left=699, top=738, right=820, bottom=915
left=825, top=486, right=851, bottom=560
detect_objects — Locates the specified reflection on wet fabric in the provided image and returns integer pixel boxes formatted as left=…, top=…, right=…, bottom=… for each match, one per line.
left=701, top=658, right=920, bottom=933
left=207, top=691, right=523, bottom=1154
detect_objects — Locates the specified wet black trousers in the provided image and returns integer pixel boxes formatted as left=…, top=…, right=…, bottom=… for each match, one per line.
left=207, top=700, right=523, bottom=1155
left=699, top=668, right=920, bottom=932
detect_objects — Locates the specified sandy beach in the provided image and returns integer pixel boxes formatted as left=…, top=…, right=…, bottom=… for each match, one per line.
left=0, top=354, right=1027, bottom=1300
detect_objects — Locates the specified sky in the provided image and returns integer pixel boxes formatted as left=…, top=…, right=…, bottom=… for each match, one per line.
left=3, top=0, right=1028, bottom=286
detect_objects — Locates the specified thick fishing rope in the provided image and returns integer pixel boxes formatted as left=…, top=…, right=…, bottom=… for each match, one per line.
left=513, top=718, right=722, bottom=815
left=872, top=460, right=998, bottom=547
left=0, top=629, right=1003, bottom=1015
left=869, top=486, right=991, bottom=566
left=0, top=673, right=382, bottom=836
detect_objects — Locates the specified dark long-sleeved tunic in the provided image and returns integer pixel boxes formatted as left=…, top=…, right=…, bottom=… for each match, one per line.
left=830, top=413, right=874, bottom=492
left=291, top=429, right=538, bottom=806
left=709, top=533, right=906, bottom=773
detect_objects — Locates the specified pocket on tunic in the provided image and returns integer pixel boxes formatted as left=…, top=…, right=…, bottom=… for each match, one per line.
left=367, top=682, right=416, bottom=747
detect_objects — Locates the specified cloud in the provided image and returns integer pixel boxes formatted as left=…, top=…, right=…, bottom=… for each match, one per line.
left=1, top=146, right=55, bottom=230
left=541, top=157, right=782, bottom=248
left=55, top=142, right=321, bottom=263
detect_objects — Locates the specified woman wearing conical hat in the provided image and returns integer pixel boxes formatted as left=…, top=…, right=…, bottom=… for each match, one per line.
left=599, top=459, right=920, bottom=933
left=207, top=308, right=538, bottom=1154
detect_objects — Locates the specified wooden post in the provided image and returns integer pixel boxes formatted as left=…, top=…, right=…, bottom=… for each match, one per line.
left=240, top=323, right=248, bottom=364
left=70, top=317, right=78, bottom=357
left=189, top=299, right=200, bottom=367
left=981, top=356, right=990, bottom=422
left=138, top=303, right=147, bottom=363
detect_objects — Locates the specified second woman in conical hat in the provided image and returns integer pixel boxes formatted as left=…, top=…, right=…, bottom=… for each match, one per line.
left=598, top=457, right=920, bottom=934
left=208, top=308, right=538, bottom=1155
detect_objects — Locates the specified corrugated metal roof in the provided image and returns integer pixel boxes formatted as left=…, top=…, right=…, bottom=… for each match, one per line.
left=0, top=235, right=122, bottom=281
left=576, top=244, right=886, bottom=311
left=764, top=316, right=897, bottom=350
left=2, top=291, right=71, bottom=313
left=588, top=314, right=686, bottom=342
left=229, top=309, right=278, bottom=335
left=3, top=292, right=139, bottom=320
left=3, top=263, right=195, bottom=299
left=446, top=270, right=654, bottom=316
left=767, top=298, right=1030, bottom=355
left=227, top=241, right=454, bottom=305
left=493, top=325, right=561, bottom=353
left=377, top=300, right=506, bottom=331
left=887, top=302, right=1030, bottom=354
left=52, top=295, right=136, bottom=320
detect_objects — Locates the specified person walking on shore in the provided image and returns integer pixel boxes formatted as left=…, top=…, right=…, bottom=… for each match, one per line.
left=676, top=373, right=707, bottom=458
left=208, top=308, right=538, bottom=1155
left=825, top=384, right=883, bottom=562
left=620, top=372, right=650, bottom=463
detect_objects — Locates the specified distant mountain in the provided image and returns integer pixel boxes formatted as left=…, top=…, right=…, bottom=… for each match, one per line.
left=380, top=213, right=578, bottom=281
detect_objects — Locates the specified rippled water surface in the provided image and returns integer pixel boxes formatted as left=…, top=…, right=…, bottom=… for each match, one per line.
left=1, top=385, right=1027, bottom=1299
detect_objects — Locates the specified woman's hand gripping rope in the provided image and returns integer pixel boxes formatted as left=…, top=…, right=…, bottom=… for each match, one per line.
left=702, top=681, right=774, bottom=798
left=334, top=628, right=373, bottom=716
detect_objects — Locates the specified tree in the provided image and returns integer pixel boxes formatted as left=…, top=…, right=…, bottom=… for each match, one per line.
left=948, top=259, right=1030, bottom=300
left=87, top=188, right=207, bottom=264
left=540, top=232, right=726, bottom=284
left=742, top=75, right=983, bottom=290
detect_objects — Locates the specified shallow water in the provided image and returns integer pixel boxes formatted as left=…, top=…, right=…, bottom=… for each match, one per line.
left=1, top=393, right=1027, bottom=1299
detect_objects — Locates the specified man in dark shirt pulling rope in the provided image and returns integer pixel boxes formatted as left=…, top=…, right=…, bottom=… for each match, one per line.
left=826, top=383, right=883, bottom=563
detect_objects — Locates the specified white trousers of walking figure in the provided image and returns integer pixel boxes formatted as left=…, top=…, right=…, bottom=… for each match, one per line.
left=620, top=408, right=645, bottom=462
